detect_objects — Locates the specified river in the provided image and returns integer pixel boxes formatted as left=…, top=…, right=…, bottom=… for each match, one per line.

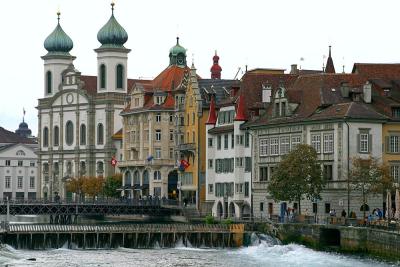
left=0, top=234, right=397, bottom=267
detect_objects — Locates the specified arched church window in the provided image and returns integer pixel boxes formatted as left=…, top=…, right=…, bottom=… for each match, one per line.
left=100, top=64, right=106, bottom=89
left=97, top=123, right=104, bottom=145
left=65, top=121, right=74, bottom=146
left=80, top=124, right=86, bottom=145
left=46, top=71, right=52, bottom=94
left=54, top=126, right=59, bottom=146
left=116, top=64, right=124, bottom=89
left=43, top=127, right=49, bottom=147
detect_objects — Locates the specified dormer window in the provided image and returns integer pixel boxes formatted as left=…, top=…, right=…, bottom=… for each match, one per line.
left=155, top=96, right=164, bottom=105
left=273, top=87, right=288, bottom=117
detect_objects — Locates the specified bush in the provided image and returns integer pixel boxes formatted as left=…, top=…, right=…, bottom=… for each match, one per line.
left=205, top=214, right=215, bottom=224
left=223, top=218, right=233, bottom=225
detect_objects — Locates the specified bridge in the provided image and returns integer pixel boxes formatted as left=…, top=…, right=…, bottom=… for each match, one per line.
left=0, top=199, right=181, bottom=217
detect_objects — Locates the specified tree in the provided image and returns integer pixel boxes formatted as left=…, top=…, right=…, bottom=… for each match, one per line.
left=104, top=174, right=122, bottom=199
left=350, top=156, right=393, bottom=220
left=267, top=144, right=324, bottom=214
left=66, top=176, right=85, bottom=201
left=82, top=176, right=104, bottom=200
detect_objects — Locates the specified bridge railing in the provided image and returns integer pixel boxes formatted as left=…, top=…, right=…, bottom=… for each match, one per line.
left=0, top=197, right=181, bottom=207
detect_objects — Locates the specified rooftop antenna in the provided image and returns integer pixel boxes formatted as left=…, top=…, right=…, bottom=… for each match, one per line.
left=234, top=67, right=242, bottom=80
left=23, top=108, right=26, bottom=123
left=322, top=55, right=326, bottom=72
left=342, top=56, right=345, bottom=73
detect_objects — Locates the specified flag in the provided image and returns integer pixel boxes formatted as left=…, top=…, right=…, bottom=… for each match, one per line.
left=111, top=156, right=117, bottom=167
left=180, top=159, right=190, bottom=170
left=147, top=155, right=154, bottom=162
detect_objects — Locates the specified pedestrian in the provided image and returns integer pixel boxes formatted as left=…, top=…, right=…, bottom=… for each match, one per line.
left=341, top=209, right=346, bottom=218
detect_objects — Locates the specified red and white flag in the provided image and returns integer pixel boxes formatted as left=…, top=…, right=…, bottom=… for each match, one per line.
left=111, top=156, right=117, bottom=167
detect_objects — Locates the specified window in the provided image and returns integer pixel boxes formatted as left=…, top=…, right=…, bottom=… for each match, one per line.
left=169, top=114, right=174, bottom=123
left=275, top=103, right=280, bottom=117
left=208, top=184, right=214, bottom=194
left=224, top=134, right=229, bottom=149
left=311, top=134, right=321, bottom=153
left=5, top=160, right=10, bottom=166
left=192, top=112, right=195, bottom=125
left=244, top=182, right=249, bottom=197
left=65, top=121, right=74, bottom=146
left=5, top=176, right=10, bottom=189
left=80, top=161, right=86, bottom=175
left=100, top=64, right=106, bottom=89
left=169, top=130, right=174, bottom=141
left=236, top=157, right=244, bottom=168
left=46, top=71, right=52, bottom=94
left=155, top=148, right=162, bottom=159
left=245, top=132, right=250, bottom=147
left=16, top=150, right=25, bottom=156
left=18, top=161, right=23, bottom=167
left=291, top=135, right=301, bottom=150
left=17, top=176, right=23, bottom=189
left=154, top=187, right=161, bottom=197
left=54, top=126, right=59, bottom=146
left=388, top=135, right=400, bottom=153
left=217, top=135, right=222, bottom=150
left=280, top=136, right=290, bottom=155
left=281, top=102, right=286, bottom=116
left=43, top=127, right=49, bottom=147
left=80, top=124, right=86, bottom=145
left=259, top=167, right=268, bottom=181
left=260, top=202, right=264, bottom=212
left=29, top=177, right=35, bottom=189
left=43, top=163, right=49, bottom=173
left=192, top=131, right=195, bottom=143
left=208, top=138, right=213, bottom=147
left=323, top=164, right=333, bottom=181
left=155, top=130, right=161, bottom=141
left=391, top=165, right=400, bottom=183
left=323, top=133, right=334, bottom=153
left=359, top=133, right=369, bottom=153
left=245, top=157, right=252, bottom=172
left=208, top=159, right=213, bottom=169
left=260, top=138, right=269, bottom=156
left=154, top=171, right=161, bottom=180
left=97, top=123, right=104, bottom=145
left=231, top=134, right=235, bottom=148
left=116, top=64, right=124, bottom=89
left=392, top=108, right=400, bottom=118
left=325, top=203, right=331, bottom=214
left=169, top=148, right=174, bottom=159
left=270, top=137, right=279, bottom=155
left=30, top=162, right=35, bottom=167
left=97, top=161, right=103, bottom=174
left=156, top=113, right=161, bottom=122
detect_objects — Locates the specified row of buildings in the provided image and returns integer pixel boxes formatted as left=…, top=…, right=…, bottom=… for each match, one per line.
left=5, top=3, right=397, bottom=220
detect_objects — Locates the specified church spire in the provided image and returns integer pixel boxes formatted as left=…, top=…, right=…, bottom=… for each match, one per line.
left=210, top=50, right=222, bottom=79
left=325, top=46, right=336, bottom=73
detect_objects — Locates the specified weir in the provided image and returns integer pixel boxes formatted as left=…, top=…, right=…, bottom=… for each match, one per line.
left=0, top=223, right=245, bottom=250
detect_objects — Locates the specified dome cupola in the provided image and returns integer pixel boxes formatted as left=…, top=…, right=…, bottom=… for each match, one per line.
left=169, top=37, right=187, bottom=67
left=97, top=2, right=128, bottom=48
left=44, top=12, right=73, bottom=55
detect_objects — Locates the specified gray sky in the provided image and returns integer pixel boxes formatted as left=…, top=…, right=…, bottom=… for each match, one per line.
left=1, top=0, right=399, bottom=135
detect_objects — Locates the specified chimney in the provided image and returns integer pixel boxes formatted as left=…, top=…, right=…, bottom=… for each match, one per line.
left=262, top=83, right=272, bottom=103
left=340, top=82, right=350, bottom=98
left=363, top=81, right=372, bottom=103
left=290, top=64, right=298, bottom=74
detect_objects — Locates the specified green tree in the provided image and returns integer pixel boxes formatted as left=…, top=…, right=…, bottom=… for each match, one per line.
left=267, top=144, right=324, bottom=214
left=103, top=174, right=122, bottom=199
left=350, top=156, right=394, bottom=220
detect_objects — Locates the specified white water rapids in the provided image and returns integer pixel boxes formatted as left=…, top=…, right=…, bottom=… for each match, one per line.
left=0, top=233, right=397, bottom=267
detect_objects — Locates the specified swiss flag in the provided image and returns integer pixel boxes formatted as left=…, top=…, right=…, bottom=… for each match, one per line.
left=111, top=156, right=117, bottom=167
left=180, top=159, right=190, bottom=170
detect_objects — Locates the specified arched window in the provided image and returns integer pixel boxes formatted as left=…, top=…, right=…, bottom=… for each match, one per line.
left=43, top=127, right=49, bottom=147
left=65, top=121, right=74, bottom=146
left=53, top=126, right=59, bottom=146
left=97, top=123, right=104, bottom=145
left=143, top=170, right=149, bottom=185
left=46, top=71, right=52, bottom=94
left=100, top=64, right=106, bottom=89
left=80, top=124, right=86, bottom=145
left=116, top=64, right=124, bottom=89
left=133, top=171, right=140, bottom=185
left=125, top=171, right=132, bottom=186
left=97, top=161, right=104, bottom=174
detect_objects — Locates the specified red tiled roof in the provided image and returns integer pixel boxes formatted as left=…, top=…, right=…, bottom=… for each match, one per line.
left=80, top=76, right=150, bottom=95
left=153, top=65, right=189, bottom=91
left=162, top=92, right=175, bottom=108
left=234, top=93, right=246, bottom=121
left=206, top=96, right=217, bottom=125
left=352, top=63, right=400, bottom=79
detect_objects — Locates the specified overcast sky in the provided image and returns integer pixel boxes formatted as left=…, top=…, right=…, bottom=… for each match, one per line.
left=1, top=0, right=399, bottom=135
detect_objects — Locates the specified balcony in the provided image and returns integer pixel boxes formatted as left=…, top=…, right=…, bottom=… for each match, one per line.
left=118, top=159, right=175, bottom=168
left=178, top=143, right=196, bottom=154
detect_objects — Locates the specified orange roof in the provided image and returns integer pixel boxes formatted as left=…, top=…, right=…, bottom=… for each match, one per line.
left=152, top=65, right=190, bottom=91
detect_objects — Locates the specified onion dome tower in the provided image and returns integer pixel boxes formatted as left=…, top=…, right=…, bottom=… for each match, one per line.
left=95, top=2, right=130, bottom=93
left=169, top=37, right=187, bottom=67
left=15, top=110, right=32, bottom=138
left=41, top=11, right=76, bottom=98
left=210, top=51, right=222, bottom=79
